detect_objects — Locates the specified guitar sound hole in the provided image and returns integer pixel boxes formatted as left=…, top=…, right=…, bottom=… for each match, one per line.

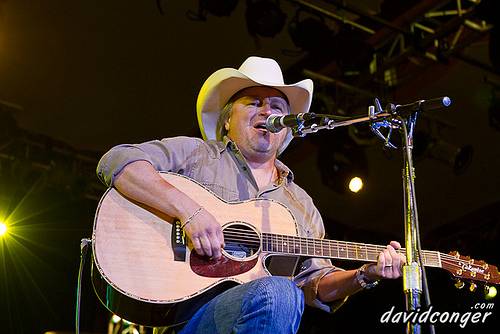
left=222, top=222, right=261, bottom=259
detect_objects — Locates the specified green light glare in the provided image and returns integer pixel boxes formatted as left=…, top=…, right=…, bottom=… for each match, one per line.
left=0, top=176, right=80, bottom=332
left=486, top=286, right=497, bottom=300
left=0, top=222, right=7, bottom=236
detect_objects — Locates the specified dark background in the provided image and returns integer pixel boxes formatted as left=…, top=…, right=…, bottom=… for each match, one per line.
left=0, top=1, right=499, bottom=333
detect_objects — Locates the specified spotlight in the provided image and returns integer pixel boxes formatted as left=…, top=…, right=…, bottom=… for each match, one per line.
left=485, top=286, right=497, bottom=300
left=108, top=314, right=144, bottom=333
left=200, top=0, right=239, bottom=17
left=349, top=177, right=364, bottom=193
left=111, top=315, right=122, bottom=323
left=0, top=222, right=7, bottom=236
left=245, top=0, right=287, bottom=37
left=316, top=130, right=369, bottom=194
left=413, top=132, right=473, bottom=174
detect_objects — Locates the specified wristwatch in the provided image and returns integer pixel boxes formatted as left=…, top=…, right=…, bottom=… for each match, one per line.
left=356, top=264, right=379, bottom=289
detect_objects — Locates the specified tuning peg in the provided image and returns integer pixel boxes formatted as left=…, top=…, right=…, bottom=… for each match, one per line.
left=455, top=280, right=465, bottom=289
left=470, top=282, right=477, bottom=292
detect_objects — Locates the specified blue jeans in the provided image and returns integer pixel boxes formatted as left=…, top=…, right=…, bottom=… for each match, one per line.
left=177, top=276, right=305, bottom=334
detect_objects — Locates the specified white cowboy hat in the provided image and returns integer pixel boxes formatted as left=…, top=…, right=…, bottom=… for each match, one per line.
left=196, top=56, right=314, bottom=154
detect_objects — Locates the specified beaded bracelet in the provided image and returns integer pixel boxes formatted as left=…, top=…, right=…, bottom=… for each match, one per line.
left=356, top=263, right=379, bottom=289
left=181, top=206, right=204, bottom=229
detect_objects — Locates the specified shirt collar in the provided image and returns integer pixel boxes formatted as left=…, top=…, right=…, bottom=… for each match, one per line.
left=222, top=136, right=295, bottom=184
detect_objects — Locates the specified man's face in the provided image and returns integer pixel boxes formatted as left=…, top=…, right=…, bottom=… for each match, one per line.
left=225, top=86, right=289, bottom=162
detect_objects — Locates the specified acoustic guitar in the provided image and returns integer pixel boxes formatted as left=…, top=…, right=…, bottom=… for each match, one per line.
left=91, top=172, right=499, bottom=328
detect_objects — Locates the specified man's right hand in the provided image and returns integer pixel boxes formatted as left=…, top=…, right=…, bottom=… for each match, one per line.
left=182, top=207, right=225, bottom=260
left=113, top=160, right=225, bottom=260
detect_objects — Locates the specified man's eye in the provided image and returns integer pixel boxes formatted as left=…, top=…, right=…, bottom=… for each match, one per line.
left=272, top=105, right=286, bottom=114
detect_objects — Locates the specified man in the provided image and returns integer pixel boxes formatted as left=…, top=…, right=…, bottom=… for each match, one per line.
left=97, top=56, right=406, bottom=333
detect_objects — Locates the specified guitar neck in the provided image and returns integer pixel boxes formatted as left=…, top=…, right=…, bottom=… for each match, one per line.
left=262, top=233, right=443, bottom=268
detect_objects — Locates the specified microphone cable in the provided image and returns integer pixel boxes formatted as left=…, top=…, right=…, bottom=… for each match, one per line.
left=76, top=238, right=91, bottom=334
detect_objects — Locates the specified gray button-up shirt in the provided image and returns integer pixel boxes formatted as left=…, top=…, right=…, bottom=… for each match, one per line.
left=97, top=136, right=346, bottom=312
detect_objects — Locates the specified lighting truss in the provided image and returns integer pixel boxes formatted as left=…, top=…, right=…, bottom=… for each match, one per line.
left=288, top=0, right=496, bottom=91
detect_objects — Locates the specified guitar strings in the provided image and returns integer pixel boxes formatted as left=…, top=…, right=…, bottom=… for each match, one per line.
left=221, top=226, right=493, bottom=278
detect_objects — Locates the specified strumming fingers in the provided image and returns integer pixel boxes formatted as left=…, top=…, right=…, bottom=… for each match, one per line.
left=198, top=235, right=214, bottom=258
left=191, top=238, right=205, bottom=257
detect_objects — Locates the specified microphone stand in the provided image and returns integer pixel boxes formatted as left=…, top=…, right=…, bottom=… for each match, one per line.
left=397, top=104, right=425, bottom=334
left=293, top=97, right=450, bottom=334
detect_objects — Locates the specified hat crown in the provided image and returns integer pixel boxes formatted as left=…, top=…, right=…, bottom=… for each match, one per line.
left=238, top=56, right=285, bottom=86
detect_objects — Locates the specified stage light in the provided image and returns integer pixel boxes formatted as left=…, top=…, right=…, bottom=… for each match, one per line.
left=485, top=286, right=497, bottom=300
left=0, top=222, right=7, bottom=236
left=111, top=314, right=121, bottom=323
left=245, top=0, right=287, bottom=37
left=321, top=156, right=367, bottom=194
left=108, top=314, right=144, bottom=333
left=413, top=132, right=473, bottom=174
left=316, top=130, right=369, bottom=195
left=348, top=176, right=364, bottom=193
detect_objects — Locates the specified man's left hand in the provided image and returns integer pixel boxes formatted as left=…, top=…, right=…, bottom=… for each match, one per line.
left=364, top=241, right=407, bottom=281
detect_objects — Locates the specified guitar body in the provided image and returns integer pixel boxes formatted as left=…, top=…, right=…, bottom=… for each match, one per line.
left=92, top=173, right=500, bottom=328
left=92, top=172, right=298, bottom=327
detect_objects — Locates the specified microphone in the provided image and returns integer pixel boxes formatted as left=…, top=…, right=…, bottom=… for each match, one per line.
left=265, top=113, right=313, bottom=133
left=394, top=96, right=451, bottom=114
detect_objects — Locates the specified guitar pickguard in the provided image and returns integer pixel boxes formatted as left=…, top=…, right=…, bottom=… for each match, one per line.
left=190, top=221, right=261, bottom=278
left=190, top=252, right=259, bottom=278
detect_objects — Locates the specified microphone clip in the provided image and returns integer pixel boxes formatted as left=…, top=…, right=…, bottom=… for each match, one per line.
left=369, top=96, right=451, bottom=149
left=291, top=113, right=331, bottom=137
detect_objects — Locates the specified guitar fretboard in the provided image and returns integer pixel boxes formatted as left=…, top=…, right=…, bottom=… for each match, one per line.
left=262, top=233, right=442, bottom=268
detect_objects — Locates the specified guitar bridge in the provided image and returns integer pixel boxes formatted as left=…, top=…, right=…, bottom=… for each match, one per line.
left=172, top=219, right=187, bottom=262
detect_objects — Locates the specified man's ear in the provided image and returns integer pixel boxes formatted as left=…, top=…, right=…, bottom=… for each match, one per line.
left=225, top=118, right=231, bottom=132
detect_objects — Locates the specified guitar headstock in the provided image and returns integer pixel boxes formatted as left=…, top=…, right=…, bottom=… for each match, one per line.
left=441, top=251, right=500, bottom=291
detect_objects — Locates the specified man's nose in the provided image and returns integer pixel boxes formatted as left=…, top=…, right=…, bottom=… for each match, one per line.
left=259, top=104, right=273, bottom=116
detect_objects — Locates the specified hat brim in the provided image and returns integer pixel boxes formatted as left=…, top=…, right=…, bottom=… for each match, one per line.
left=197, top=67, right=313, bottom=152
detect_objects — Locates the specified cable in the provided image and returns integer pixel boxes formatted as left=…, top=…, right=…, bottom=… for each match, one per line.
left=76, top=238, right=91, bottom=334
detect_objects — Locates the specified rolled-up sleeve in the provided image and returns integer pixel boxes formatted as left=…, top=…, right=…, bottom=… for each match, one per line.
left=290, top=200, right=348, bottom=313
left=96, top=136, right=206, bottom=187
left=97, top=144, right=151, bottom=187
left=293, top=258, right=347, bottom=313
